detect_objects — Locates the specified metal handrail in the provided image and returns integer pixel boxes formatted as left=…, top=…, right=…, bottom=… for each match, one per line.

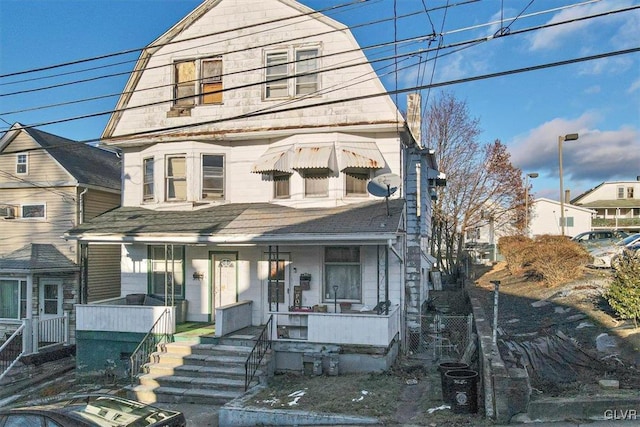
left=0, top=324, right=26, bottom=382
left=129, top=308, right=173, bottom=385
left=244, top=316, right=272, bottom=391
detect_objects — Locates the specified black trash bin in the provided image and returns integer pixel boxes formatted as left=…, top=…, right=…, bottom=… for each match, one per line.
left=438, top=362, right=469, bottom=404
left=444, top=369, right=478, bottom=414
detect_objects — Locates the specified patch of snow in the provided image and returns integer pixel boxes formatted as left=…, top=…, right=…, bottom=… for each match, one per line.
left=352, top=390, right=369, bottom=402
left=427, top=404, right=451, bottom=413
left=596, top=333, right=619, bottom=353
left=287, top=389, right=307, bottom=406
left=531, top=300, right=550, bottom=308
left=554, top=307, right=571, bottom=314
left=576, top=321, right=594, bottom=329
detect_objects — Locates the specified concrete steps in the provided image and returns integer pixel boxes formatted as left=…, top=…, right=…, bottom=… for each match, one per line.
left=128, top=339, right=267, bottom=405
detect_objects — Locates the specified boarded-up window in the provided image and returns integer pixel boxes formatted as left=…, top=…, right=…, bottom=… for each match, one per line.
left=201, top=58, right=222, bottom=104
left=166, top=155, right=186, bottom=201
left=174, top=60, right=196, bottom=106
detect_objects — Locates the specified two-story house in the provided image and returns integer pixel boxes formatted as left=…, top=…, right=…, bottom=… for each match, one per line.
left=0, top=123, right=121, bottom=369
left=64, top=0, right=441, bottom=392
left=572, top=179, right=640, bottom=234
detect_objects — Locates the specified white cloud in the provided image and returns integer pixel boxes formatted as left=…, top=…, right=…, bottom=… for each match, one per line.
left=509, top=114, right=640, bottom=186
left=628, top=78, right=640, bottom=93
left=528, top=1, right=635, bottom=52
left=584, top=85, right=601, bottom=94
left=577, top=56, right=633, bottom=76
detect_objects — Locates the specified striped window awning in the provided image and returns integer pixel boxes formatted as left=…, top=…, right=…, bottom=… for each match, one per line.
left=291, top=144, right=335, bottom=171
left=337, top=142, right=385, bottom=171
left=251, top=145, right=294, bottom=174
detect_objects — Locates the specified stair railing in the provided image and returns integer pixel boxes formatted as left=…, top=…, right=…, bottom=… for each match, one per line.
left=244, top=315, right=272, bottom=391
left=129, top=308, right=173, bottom=385
left=0, top=324, right=26, bottom=382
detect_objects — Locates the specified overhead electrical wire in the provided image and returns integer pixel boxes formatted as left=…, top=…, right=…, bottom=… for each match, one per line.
left=3, top=3, right=634, bottom=136
left=2, top=44, right=636, bottom=155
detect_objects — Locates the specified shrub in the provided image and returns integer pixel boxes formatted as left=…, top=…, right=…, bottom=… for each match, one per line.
left=499, top=234, right=590, bottom=286
left=498, top=235, right=534, bottom=275
left=605, top=250, right=640, bottom=328
left=527, top=236, right=591, bottom=286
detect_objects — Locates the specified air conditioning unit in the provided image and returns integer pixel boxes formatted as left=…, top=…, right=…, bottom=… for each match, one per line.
left=2, top=206, right=16, bottom=219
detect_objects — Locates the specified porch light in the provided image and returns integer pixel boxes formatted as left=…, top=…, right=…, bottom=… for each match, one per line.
left=192, top=271, right=204, bottom=280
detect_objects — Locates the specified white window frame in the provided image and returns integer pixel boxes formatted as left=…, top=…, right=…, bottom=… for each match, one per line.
left=16, top=153, right=28, bottom=174
left=21, top=203, right=46, bottom=219
left=142, top=157, right=155, bottom=203
left=149, top=245, right=185, bottom=301
left=617, top=186, right=625, bottom=199
left=201, top=154, right=225, bottom=200
left=165, top=154, right=187, bottom=201
left=323, top=246, right=362, bottom=303
left=264, top=46, right=320, bottom=99
left=0, top=278, right=27, bottom=319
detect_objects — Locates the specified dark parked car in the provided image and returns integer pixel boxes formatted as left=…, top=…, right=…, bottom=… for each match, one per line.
left=0, top=395, right=185, bottom=427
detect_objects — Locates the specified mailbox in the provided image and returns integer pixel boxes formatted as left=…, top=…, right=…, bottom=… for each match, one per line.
left=299, top=273, right=311, bottom=290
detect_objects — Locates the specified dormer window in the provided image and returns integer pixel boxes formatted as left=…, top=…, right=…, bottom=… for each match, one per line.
left=16, top=153, right=27, bottom=174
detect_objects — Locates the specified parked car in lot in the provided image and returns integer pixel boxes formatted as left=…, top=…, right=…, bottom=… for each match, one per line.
left=588, top=232, right=640, bottom=268
left=571, top=229, right=629, bottom=250
left=0, top=395, right=186, bottom=427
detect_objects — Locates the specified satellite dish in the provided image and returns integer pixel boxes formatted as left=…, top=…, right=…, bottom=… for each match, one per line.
left=367, top=173, right=400, bottom=216
left=367, top=173, right=400, bottom=198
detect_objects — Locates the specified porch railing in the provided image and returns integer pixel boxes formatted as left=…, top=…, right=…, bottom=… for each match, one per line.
left=0, top=324, right=25, bottom=382
left=244, top=315, right=272, bottom=391
left=32, top=312, right=70, bottom=353
left=129, top=308, right=174, bottom=385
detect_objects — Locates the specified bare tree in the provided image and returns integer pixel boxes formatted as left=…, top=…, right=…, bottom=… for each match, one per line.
left=424, top=91, right=524, bottom=276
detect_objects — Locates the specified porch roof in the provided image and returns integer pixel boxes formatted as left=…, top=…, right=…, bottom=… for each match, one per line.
left=65, top=199, right=405, bottom=244
left=0, top=244, right=78, bottom=273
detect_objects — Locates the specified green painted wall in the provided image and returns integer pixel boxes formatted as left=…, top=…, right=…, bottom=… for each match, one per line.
left=76, top=330, right=146, bottom=377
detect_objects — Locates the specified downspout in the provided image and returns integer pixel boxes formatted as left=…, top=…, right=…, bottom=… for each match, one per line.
left=79, top=188, right=88, bottom=304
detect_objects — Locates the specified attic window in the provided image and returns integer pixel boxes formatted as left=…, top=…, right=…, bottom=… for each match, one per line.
left=172, top=56, right=223, bottom=110
left=22, top=204, right=45, bottom=219
left=16, top=153, right=27, bottom=174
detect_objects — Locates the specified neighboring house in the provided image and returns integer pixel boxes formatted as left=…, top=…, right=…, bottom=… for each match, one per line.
left=0, top=124, right=121, bottom=359
left=528, top=197, right=594, bottom=238
left=64, top=0, right=441, bottom=379
left=572, top=179, right=640, bottom=234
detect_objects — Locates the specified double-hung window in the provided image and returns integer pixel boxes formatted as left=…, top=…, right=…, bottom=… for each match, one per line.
left=265, top=52, right=289, bottom=99
left=265, top=47, right=319, bottom=99
left=273, top=173, right=291, bottom=199
left=143, top=157, right=154, bottom=202
left=173, top=57, right=223, bottom=107
left=16, top=153, right=27, bottom=174
left=345, top=170, right=369, bottom=196
left=295, top=49, right=319, bottom=95
left=166, top=155, right=186, bottom=201
left=202, top=154, right=224, bottom=200
left=21, top=204, right=45, bottom=219
left=149, top=245, right=184, bottom=301
left=324, top=247, right=361, bottom=302
left=0, top=279, right=27, bottom=319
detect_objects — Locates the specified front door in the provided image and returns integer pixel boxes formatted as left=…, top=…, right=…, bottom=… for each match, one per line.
left=211, top=253, right=238, bottom=320
left=264, top=252, right=290, bottom=313
left=38, top=279, right=63, bottom=342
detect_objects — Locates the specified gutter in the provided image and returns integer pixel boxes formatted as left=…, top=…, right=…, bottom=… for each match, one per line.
left=79, top=188, right=88, bottom=224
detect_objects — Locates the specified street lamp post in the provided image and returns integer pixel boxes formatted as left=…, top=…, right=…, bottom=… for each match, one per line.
left=558, top=133, right=579, bottom=236
left=525, top=172, right=538, bottom=236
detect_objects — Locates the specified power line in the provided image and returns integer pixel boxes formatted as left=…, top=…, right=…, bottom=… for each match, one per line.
left=4, top=4, right=633, bottom=135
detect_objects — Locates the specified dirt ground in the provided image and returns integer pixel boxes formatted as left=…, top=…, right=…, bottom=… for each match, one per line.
left=469, top=262, right=640, bottom=397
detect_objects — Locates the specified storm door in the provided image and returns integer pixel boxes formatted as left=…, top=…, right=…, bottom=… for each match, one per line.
left=211, top=253, right=238, bottom=319
left=38, top=279, right=63, bottom=342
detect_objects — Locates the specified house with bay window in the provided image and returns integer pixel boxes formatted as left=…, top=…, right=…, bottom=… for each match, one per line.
left=64, top=0, right=441, bottom=398
left=0, top=124, right=120, bottom=377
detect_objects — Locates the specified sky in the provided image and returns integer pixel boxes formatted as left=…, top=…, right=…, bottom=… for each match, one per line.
left=0, top=0, right=638, bottom=201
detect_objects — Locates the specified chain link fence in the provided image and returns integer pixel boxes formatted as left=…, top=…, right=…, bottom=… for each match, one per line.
left=408, top=313, right=473, bottom=362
